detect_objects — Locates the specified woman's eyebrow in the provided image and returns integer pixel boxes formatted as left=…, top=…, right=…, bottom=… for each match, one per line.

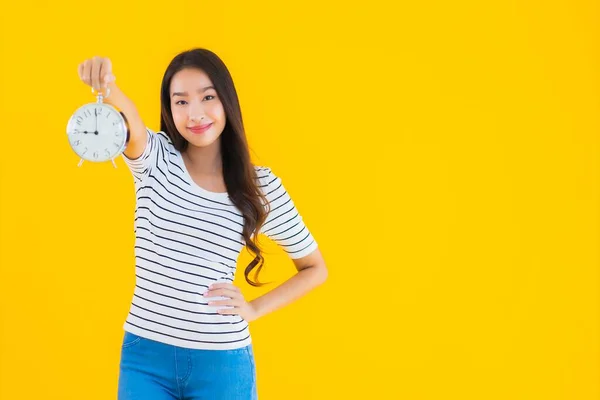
left=172, top=86, right=215, bottom=97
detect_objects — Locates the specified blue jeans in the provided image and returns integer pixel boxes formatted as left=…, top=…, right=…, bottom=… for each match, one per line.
left=118, top=331, right=258, bottom=400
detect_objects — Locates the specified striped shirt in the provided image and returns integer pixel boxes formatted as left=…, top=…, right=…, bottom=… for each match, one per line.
left=120, top=128, right=318, bottom=350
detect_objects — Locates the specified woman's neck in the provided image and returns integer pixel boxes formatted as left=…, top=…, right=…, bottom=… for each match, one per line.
left=182, top=140, right=223, bottom=176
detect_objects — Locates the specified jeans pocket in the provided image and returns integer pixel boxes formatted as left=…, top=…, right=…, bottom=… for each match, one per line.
left=122, top=331, right=142, bottom=348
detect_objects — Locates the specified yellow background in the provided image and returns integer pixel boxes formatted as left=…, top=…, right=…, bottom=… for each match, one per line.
left=0, top=1, right=598, bottom=399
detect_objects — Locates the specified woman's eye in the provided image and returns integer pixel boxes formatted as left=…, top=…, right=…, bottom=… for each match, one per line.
left=175, top=96, right=214, bottom=106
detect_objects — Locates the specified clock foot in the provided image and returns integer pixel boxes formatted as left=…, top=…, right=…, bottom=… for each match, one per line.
left=77, top=158, right=84, bottom=167
left=111, top=158, right=117, bottom=168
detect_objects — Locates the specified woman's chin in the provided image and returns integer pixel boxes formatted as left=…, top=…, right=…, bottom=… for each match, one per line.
left=184, top=133, right=221, bottom=148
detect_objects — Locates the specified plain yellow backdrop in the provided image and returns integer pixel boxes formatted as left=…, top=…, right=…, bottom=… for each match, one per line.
left=0, top=1, right=598, bottom=399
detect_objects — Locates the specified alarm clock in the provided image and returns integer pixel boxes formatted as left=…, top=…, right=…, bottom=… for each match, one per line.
left=66, top=86, right=130, bottom=167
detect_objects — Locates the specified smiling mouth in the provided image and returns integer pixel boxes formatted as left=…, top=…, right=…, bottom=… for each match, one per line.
left=188, top=123, right=213, bottom=133
left=188, top=123, right=212, bottom=129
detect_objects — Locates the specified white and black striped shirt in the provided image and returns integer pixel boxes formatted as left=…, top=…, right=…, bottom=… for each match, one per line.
left=120, top=128, right=318, bottom=350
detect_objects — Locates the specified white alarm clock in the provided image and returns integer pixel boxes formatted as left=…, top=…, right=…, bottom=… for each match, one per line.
left=66, top=86, right=130, bottom=167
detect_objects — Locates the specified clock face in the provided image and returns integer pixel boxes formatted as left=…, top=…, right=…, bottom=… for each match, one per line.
left=66, top=103, right=128, bottom=162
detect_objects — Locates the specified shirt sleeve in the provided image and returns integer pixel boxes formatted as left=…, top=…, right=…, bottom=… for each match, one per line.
left=121, top=127, right=160, bottom=183
left=258, top=167, right=319, bottom=259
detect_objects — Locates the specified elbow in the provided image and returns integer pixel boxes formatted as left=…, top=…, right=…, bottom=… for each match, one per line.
left=315, top=263, right=328, bottom=286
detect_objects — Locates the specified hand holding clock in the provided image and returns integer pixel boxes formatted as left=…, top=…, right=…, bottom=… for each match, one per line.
left=78, top=56, right=115, bottom=92
left=66, top=56, right=129, bottom=166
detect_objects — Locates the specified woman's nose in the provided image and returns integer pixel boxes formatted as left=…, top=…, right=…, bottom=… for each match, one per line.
left=189, top=114, right=205, bottom=122
left=188, top=102, right=206, bottom=120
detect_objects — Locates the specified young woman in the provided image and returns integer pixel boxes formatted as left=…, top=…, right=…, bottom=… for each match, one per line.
left=77, top=48, right=328, bottom=400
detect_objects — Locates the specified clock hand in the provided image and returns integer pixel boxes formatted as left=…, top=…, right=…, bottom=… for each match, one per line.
left=95, top=108, right=98, bottom=134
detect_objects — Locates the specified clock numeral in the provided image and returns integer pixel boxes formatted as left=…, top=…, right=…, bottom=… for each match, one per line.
left=83, top=109, right=92, bottom=118
left=112, top=121, right=121, bottom=126
left=115, top=131, right=121, bottom=137
left=93, top=151, right=98, bottom=159
left=73, top=140, right=81, bottom=146
left=76, top=116, right=83, bottom=125
left=82, top=147, right=88, bottom=155
left=114, top=142, right=121, bottom=148
left=105, top=149, right=111, bottom=157
left=105, top=112, right=112, bottom=119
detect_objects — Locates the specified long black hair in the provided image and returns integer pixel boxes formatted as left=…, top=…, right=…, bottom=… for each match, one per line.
left=159, top=48, right=270, bottom=287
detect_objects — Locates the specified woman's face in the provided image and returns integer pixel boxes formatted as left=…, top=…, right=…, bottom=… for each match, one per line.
left=170, top=68, right=226, bottom=149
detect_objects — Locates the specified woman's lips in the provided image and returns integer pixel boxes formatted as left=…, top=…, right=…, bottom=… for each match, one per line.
left=188, top=123, right=213, bottom=134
